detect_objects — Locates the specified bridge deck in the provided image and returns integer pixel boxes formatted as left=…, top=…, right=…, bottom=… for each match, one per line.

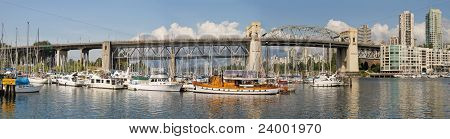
left=1, top=38, right=379, bottom=51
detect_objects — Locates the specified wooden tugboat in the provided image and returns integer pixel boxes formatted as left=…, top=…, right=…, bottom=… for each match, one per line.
left=192, top=70, right=279, bottom=95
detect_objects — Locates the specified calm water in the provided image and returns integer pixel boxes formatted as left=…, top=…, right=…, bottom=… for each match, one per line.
left=1, top=78, right=449, bottom=119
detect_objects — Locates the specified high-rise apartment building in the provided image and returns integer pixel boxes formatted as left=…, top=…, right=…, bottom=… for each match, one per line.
left=399, top=11, right=415, bottom=47
left=358, top=25, right=372, bottom=44
left=426, top=8, right=443, bottom=49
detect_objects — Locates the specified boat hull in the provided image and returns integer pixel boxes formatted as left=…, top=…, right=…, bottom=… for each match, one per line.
left=182, top=84, right=195, bottom=92
left=128, top=84, right=182, bottom=92
left=88, top=84, right=125, bottom=90
left=193, top=86, right=279, bottom=95
left=29, top=78, right=49, bottom=84
left=15, top=85, right=43, bottom=93
left=57, top=80, right=84, bottom=87
left=311, top=81, right=344, bottom=87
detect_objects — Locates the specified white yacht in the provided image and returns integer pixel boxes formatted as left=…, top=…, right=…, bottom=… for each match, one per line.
left=88, top=74, right=125, bottom=90
left=393, top=74, right=407, bottom=78
left=29, top=77, right=49, bottom=84
left=57, top=73, right=84, bottom=87
left=128, top=74, right=182, bottom=92
left=182, top=81, right=196, bottom=92
left=444, top=73, right=450, bottom=78
left=311, top=74, right=344, bottom=87
left=111, top=70, right=131, bottom=86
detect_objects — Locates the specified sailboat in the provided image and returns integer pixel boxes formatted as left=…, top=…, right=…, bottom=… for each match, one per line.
left=15, top=76, right=43, bottom=93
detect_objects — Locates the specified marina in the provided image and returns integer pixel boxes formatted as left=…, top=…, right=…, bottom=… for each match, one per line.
left=0, top=78, right=448, bottom=119
left=0, top=1, right=448, bottom=120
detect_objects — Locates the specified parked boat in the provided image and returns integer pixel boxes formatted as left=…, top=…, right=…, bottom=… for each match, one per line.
left=393, top=74, right=407, bottom=78
left=128, top=73, right=182, bottom=92
left=111, top=70, right=131, bottom=86
left=192, top=70, right=279, bottom=95
left=311, top=74, right=344, bottom=87
left=87, top=74, right=125, bottom=90
left=182, top=82, right=195, bottom=92
left=444, top=74, right=450, bottom=78
left=29, top=77, right=48, bottom=84
left=57, top=73, right=84, bottom=87
left=15, top=77, right=43, bottom=93
left=303, top=77, right=315, bottom=84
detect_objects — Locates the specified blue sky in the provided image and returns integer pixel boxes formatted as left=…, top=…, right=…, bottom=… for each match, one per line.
left=0, top=0, right=448, bottom=44
left=0, top=0, right=449, bottom=59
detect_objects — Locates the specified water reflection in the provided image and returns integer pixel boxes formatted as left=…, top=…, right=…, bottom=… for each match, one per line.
left=0, top=78, right=449, bottom=119
left=0, top=91, right=16, bottom=118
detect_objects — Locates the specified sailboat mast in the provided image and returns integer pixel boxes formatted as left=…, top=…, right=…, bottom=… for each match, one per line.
left=37, top=28, right=40, bottom=72
left=15, top=27, right=18, bottom=68
left=329, top=43, right=332, bottom=73
left=321, top=44, right=324, bottom=73
left=1, top=23, right=4, bottom=68
left=26, top=21, right=30, bottom=75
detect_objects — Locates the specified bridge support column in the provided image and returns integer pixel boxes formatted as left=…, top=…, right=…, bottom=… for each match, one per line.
left=336, top=29, right=359, bottom=74
left=55, top=49, right=68, bottom=68
left=102, top=41, right=112, bottom=72
left=246, top=21, right=265, bottom=75
left=169, top=46, right=176, bottom=81
left=80, top=48, right=89, bottom=70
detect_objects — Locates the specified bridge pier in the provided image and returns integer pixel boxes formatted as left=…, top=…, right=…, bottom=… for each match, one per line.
left=55, top=49, right=68, bottom=69
left=102, top=41, right=112, bottom=72
left=336, top=29, right=359, bottom=74
left=246, top=21, right=265, bottom=75
left=169, top=46, right=176, bottom=81
left=80, top=48, right=89, bottom=70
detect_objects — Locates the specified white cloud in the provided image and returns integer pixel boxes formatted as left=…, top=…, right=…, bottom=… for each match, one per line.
left=371, top=23, right=397, bottom=44
left=325, top=19, right=353, bottom=33
left=443, top=18, right=450, bottom=43
left=133, top=21, right=243, bottom=40
left=414, top=22, right=426, bottom=45
left=167, top=23, right=196, bottom=38
left=197, top=21, right=242, bottom=37
left=150, top=26, right=168, bottom=40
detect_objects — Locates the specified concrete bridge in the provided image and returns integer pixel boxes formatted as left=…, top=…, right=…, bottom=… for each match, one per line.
left=1, top=22, right=381, bottom=76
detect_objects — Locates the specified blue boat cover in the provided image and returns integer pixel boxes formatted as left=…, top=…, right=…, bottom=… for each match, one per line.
left=15, top=77, right=30, bottom=85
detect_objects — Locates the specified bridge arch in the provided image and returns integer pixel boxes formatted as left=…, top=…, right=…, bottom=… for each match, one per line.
left=262, top=25, right=340, bottom=41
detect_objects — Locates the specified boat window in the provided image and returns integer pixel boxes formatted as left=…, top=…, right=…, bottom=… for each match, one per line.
left=111, top=80, right=116, bottom=85
left=91, top=79, right=94, bottom=83
left=106, top=80, right=111, bottom=84
left=96, top=79, right=100, bottom=83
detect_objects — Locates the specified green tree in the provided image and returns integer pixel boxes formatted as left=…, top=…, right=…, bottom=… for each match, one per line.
left=370, top=64, right=380, bottom=73
left=33, top=41, right=51, bottom=46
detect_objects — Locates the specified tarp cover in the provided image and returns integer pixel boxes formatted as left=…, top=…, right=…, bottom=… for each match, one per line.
left=15, top=77, right=30, bottom=85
